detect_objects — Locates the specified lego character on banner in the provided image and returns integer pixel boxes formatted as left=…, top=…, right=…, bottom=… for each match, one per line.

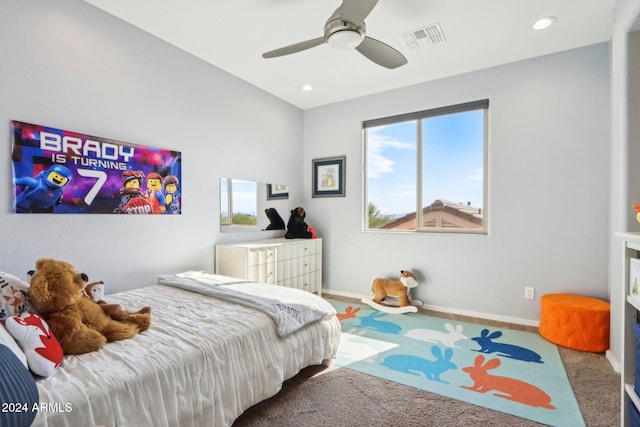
left=13, top=165, right=73, bottom=213
left=115, top=170, right=152, bottom=214
left=146, top=172, right=166, bottom=214
left=163, top=175, right=181, bottom=214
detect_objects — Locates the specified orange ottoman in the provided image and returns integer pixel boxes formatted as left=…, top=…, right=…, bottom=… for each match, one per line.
left=539, top=293, right=610, bottom=352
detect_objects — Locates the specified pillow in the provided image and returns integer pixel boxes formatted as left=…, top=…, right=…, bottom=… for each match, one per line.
left=0, top=343, right=39, bottom=427
left=0, top=323, right=27, bottom=368
left=0, top=272, right=33, bottom=322
left=5, top=312, right=63, bottom=378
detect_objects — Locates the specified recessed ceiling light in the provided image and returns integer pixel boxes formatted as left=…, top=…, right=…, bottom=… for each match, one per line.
left=301, top=84, right=314, bottom=92
left=533, top=16, right=557, bottom=30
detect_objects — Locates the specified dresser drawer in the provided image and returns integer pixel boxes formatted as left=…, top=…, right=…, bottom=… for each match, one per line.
left=215, top=238, right=322, bottom=295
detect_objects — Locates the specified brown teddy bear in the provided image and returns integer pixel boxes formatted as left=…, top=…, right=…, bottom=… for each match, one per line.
left=84, top=281, right=151, bottom=322
left=28, top=258, right=151, bottom=355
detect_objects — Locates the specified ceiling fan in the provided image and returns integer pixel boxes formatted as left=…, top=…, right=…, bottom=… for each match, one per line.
left=262, top=0, right=407, bottom=69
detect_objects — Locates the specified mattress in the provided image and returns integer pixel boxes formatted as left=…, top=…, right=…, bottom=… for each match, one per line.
left=31, top=283, right=340, bottom=427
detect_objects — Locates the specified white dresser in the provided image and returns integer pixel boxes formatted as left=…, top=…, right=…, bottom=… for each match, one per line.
left=215, top=238, right=322, bottom=295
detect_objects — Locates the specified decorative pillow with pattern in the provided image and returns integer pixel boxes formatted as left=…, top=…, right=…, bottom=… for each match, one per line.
left=5, top=312, right=63, bottom=378
left=0, top=272, right=33, bottom=322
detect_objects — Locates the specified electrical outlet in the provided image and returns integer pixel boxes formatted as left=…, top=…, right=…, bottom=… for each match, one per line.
left=524, top=286, right=535, bottom=300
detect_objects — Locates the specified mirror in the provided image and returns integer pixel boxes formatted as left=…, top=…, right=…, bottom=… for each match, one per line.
left=220, top=178, right=289, bottom=233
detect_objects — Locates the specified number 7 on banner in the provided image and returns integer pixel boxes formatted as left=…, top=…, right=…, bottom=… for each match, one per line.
left=77, top=169, right=107, bottom=206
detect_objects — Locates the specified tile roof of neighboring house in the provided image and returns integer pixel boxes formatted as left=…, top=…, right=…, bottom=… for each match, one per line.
left=379, top=199, right=483, bottom=230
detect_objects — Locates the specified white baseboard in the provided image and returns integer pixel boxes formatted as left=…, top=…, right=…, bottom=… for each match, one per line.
left=605, top=349, right=621, bottom=373
left=323, top=288, right=540, bottom=328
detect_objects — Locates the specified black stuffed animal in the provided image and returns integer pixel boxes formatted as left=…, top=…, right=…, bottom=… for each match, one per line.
left=285, top=207, right=313, bottom=239
left=264, top=208, right=285, bottom=230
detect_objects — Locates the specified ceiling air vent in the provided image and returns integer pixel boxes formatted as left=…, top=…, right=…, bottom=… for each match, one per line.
left=400, top=23, right=446, bottom=51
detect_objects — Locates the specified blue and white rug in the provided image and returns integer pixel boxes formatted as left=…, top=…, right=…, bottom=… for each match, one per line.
left=330, top=300, right=584, bottom=427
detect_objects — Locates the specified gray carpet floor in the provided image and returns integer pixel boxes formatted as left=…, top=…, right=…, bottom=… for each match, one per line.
left=233, top=297, right=620, bottom=426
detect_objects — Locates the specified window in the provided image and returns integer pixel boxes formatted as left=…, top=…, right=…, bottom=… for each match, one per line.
left=220, top=178, right=257, bottom=227
left=364, top=100, right=488, bottom=233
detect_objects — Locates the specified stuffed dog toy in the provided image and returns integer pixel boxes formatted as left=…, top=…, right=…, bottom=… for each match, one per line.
left=370, top=270, right=418, bottom=307
left=285, top=207, right=313, bottom=239
left=264, top=207, right=285, bottom=230
left=84, top=281, right=151, bottom=322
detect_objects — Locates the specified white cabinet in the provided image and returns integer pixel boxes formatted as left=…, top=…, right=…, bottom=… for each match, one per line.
left=616, top=232, right=640, bottom=426
left=215, top=238, right=322, bottom=295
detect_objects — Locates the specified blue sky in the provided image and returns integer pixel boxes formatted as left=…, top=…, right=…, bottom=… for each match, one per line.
left=221, top=179, right=257, bottom=216
left=367, top=110, right=484, bottom=216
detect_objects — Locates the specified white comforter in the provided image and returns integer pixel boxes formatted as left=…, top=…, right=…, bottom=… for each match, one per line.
left=157, top=271, right=336, bottom=337
left=31, top=283, right=340, bottom=427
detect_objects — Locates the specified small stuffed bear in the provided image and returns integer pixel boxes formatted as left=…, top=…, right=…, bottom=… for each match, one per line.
left=285, top=207, right=314, bottom=239
left=84, top=281, right=151, bottom=322
left=28, top=258, right=151, bottom=355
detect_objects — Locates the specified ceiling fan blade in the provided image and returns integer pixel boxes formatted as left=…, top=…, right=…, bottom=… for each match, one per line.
left=340, top=0, right=379, bottom=25
left=356, top=36, right=407, bottom=69
left=262, top=37, right=326, bottom=59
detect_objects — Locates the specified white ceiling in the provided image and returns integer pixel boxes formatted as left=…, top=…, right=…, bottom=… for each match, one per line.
left=81, top=0, right=616, bottom=110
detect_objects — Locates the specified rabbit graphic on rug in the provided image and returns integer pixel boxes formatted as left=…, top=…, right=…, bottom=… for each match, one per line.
left=336, top=306, right=361, bottom=322
left=381, top=346, right=457, bottom=383
left=461, top=355, right=555, bottom=409
left=357, top=312, right=401, bottom=334
left=471, top=329, right=543, bottom=363
left=405, top=322, right=468, bottom=348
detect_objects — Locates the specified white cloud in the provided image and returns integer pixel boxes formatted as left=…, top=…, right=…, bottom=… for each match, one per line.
left=367, top=128, right=414, bottom=179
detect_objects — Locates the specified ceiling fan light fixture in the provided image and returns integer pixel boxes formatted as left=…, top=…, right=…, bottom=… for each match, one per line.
left=327, top=29, right=364, bottom=49
left=263, top=2, right=406, bottom=69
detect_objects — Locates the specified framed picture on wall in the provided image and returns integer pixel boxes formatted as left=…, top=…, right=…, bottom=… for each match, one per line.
left=312, top=156, right=345, bottom=198
left=267, top=184, right=289, bottom=200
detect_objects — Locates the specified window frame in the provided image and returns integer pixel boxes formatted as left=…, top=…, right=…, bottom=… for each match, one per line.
left=363, top=99, right=489, bottom=234
left=220, top=177, right=231, bottom=225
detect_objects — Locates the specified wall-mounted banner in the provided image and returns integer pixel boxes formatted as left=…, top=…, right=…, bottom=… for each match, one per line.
left=11, top=121, right=181, bottom=214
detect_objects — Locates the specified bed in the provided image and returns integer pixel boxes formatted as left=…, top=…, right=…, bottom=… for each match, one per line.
left=28, top=272, right=340, bottom=427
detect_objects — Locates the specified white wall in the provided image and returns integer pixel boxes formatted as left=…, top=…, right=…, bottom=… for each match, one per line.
left=0, top=0, right=303, bottom=292
left=304, top=43, right=610, bottom=324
